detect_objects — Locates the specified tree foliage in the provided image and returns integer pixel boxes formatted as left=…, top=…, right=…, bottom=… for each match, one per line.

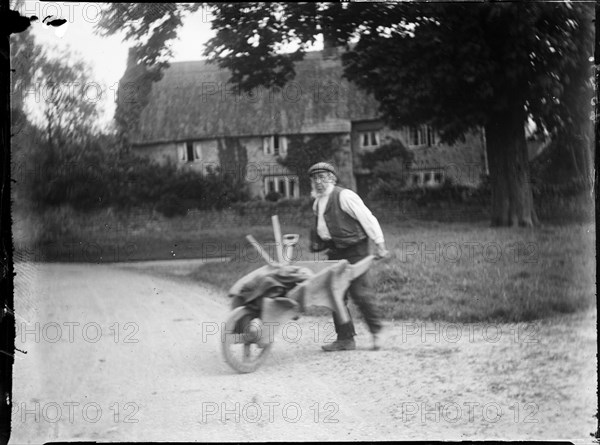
left=11, top=30, right=100, bottom=150
left=200, top=3, right=593, bottom=144
left=36, top=56, right=100, bottom=150
left=95, top=4, right=202, bottom=69
left=10, top=29, right=44, bottom=113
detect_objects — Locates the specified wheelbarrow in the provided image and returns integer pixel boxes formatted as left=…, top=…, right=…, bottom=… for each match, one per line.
left=221, top=216, right=375, bottom=373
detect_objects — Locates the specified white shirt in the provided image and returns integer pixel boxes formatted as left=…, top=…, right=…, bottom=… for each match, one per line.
left=312, top=183, right=385, bottom=245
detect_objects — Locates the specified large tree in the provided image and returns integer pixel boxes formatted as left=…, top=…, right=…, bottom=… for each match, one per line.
left=96, top=2, right=595, bottom=226
left=11, top=30, right=101, bottom=151
left=35, top=57, right=100, bottom=151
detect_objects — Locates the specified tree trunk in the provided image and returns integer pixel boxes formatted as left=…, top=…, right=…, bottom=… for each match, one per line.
left=485, top=107, right=539, bottom=227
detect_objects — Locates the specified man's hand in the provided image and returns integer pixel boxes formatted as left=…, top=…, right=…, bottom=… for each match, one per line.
left=375, top=242, right=390, bottom=260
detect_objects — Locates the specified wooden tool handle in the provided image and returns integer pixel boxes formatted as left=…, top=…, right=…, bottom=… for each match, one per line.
left=246, top=235, right=278, bottom=266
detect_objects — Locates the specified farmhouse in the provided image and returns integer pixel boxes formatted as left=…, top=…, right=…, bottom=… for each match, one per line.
left=122, top=48, right=488, bottom=199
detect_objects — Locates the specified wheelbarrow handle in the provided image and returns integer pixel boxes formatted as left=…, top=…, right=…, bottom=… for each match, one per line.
left=348, top=254, right=376, bottom=279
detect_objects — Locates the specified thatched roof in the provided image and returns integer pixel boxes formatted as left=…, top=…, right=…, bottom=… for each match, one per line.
left=131, top=51, right=382, bottom=145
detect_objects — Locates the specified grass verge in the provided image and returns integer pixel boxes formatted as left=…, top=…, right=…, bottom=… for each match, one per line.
left=190, top=220, right=596, bottom=323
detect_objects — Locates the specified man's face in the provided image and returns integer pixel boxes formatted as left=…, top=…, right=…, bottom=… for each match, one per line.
left=310, top=172, right=334, bottom=194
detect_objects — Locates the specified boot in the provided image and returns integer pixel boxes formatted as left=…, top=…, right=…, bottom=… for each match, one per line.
left=321, top=338, right=356, bottom=352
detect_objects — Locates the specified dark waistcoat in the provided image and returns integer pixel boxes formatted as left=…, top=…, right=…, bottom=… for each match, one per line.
left=315, top=186, right=367, bottom=249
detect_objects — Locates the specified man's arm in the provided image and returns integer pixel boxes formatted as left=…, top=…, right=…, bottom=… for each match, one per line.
left=339, top=189, right=389, bottom=258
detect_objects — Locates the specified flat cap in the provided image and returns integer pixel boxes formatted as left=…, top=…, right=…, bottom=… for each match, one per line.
left=308, top=162, right=337, bottom=177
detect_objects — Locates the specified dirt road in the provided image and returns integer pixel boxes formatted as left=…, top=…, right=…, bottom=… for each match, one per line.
left=10, top=262, right=597, bottom=442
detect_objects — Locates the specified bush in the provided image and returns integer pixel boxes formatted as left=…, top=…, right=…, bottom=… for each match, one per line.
left=265, top=191, right=282, bottom=202
left=361, top=137, right=414, bottom=170
left=19, top=130, right=251, bottom=215
left=363, top=139, right=415, bottom=201
left=531, top=176, right=594, bottom=199
left=371, top=176, right=485, bottom=205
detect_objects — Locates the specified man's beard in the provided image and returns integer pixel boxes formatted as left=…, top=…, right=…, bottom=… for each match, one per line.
left=310, top=183, right=322, bottom=199
left=310, top=185, right=324, bottom=199
left=310, top=182, right=332, bottom=199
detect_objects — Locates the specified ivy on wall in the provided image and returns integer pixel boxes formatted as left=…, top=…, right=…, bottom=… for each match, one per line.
left=216, top=137, right=250, bottom=200
left=115, top=50, right=163, bottom=151
left=278, top=134, right=338, bottom=195
left=217, top=137, right=248, bottom=173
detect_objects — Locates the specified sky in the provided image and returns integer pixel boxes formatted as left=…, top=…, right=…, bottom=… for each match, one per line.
left=12, top=1, right=218, bottom=129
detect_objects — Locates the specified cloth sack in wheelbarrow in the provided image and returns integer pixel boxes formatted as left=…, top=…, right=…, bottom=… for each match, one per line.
left=236, top=265, right=315, bottom=305
left=232, top=261, right=357, bottom=325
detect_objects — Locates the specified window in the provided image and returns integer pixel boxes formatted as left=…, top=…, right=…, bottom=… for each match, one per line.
left=177, top=141, right=203, bottom=163
left=359, top=131, right=380, bottom=149
left=426, top=126, right=435, bottom=146
left=406, top=125, right=435, bottom=147
left=263, top=135, right=288, bottom=156
left=263, top=175, right=299, bottom=198
left=176, top=141, right=219, bottom=175
left=177, top=142, right=197, bottom=163
left=186, top=143, right=194, bottom=163
left=413, top=170, right=444, bottom=187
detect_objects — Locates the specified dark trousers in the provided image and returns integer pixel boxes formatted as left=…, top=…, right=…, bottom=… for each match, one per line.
left=327, top=239, right=383, bottom=340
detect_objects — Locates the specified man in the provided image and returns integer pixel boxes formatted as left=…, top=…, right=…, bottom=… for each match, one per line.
left=308, top=162, right=390, bottom=351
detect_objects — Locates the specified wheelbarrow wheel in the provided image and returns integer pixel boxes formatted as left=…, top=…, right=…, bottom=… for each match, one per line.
left=222, top=306, right=273, bottom=373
